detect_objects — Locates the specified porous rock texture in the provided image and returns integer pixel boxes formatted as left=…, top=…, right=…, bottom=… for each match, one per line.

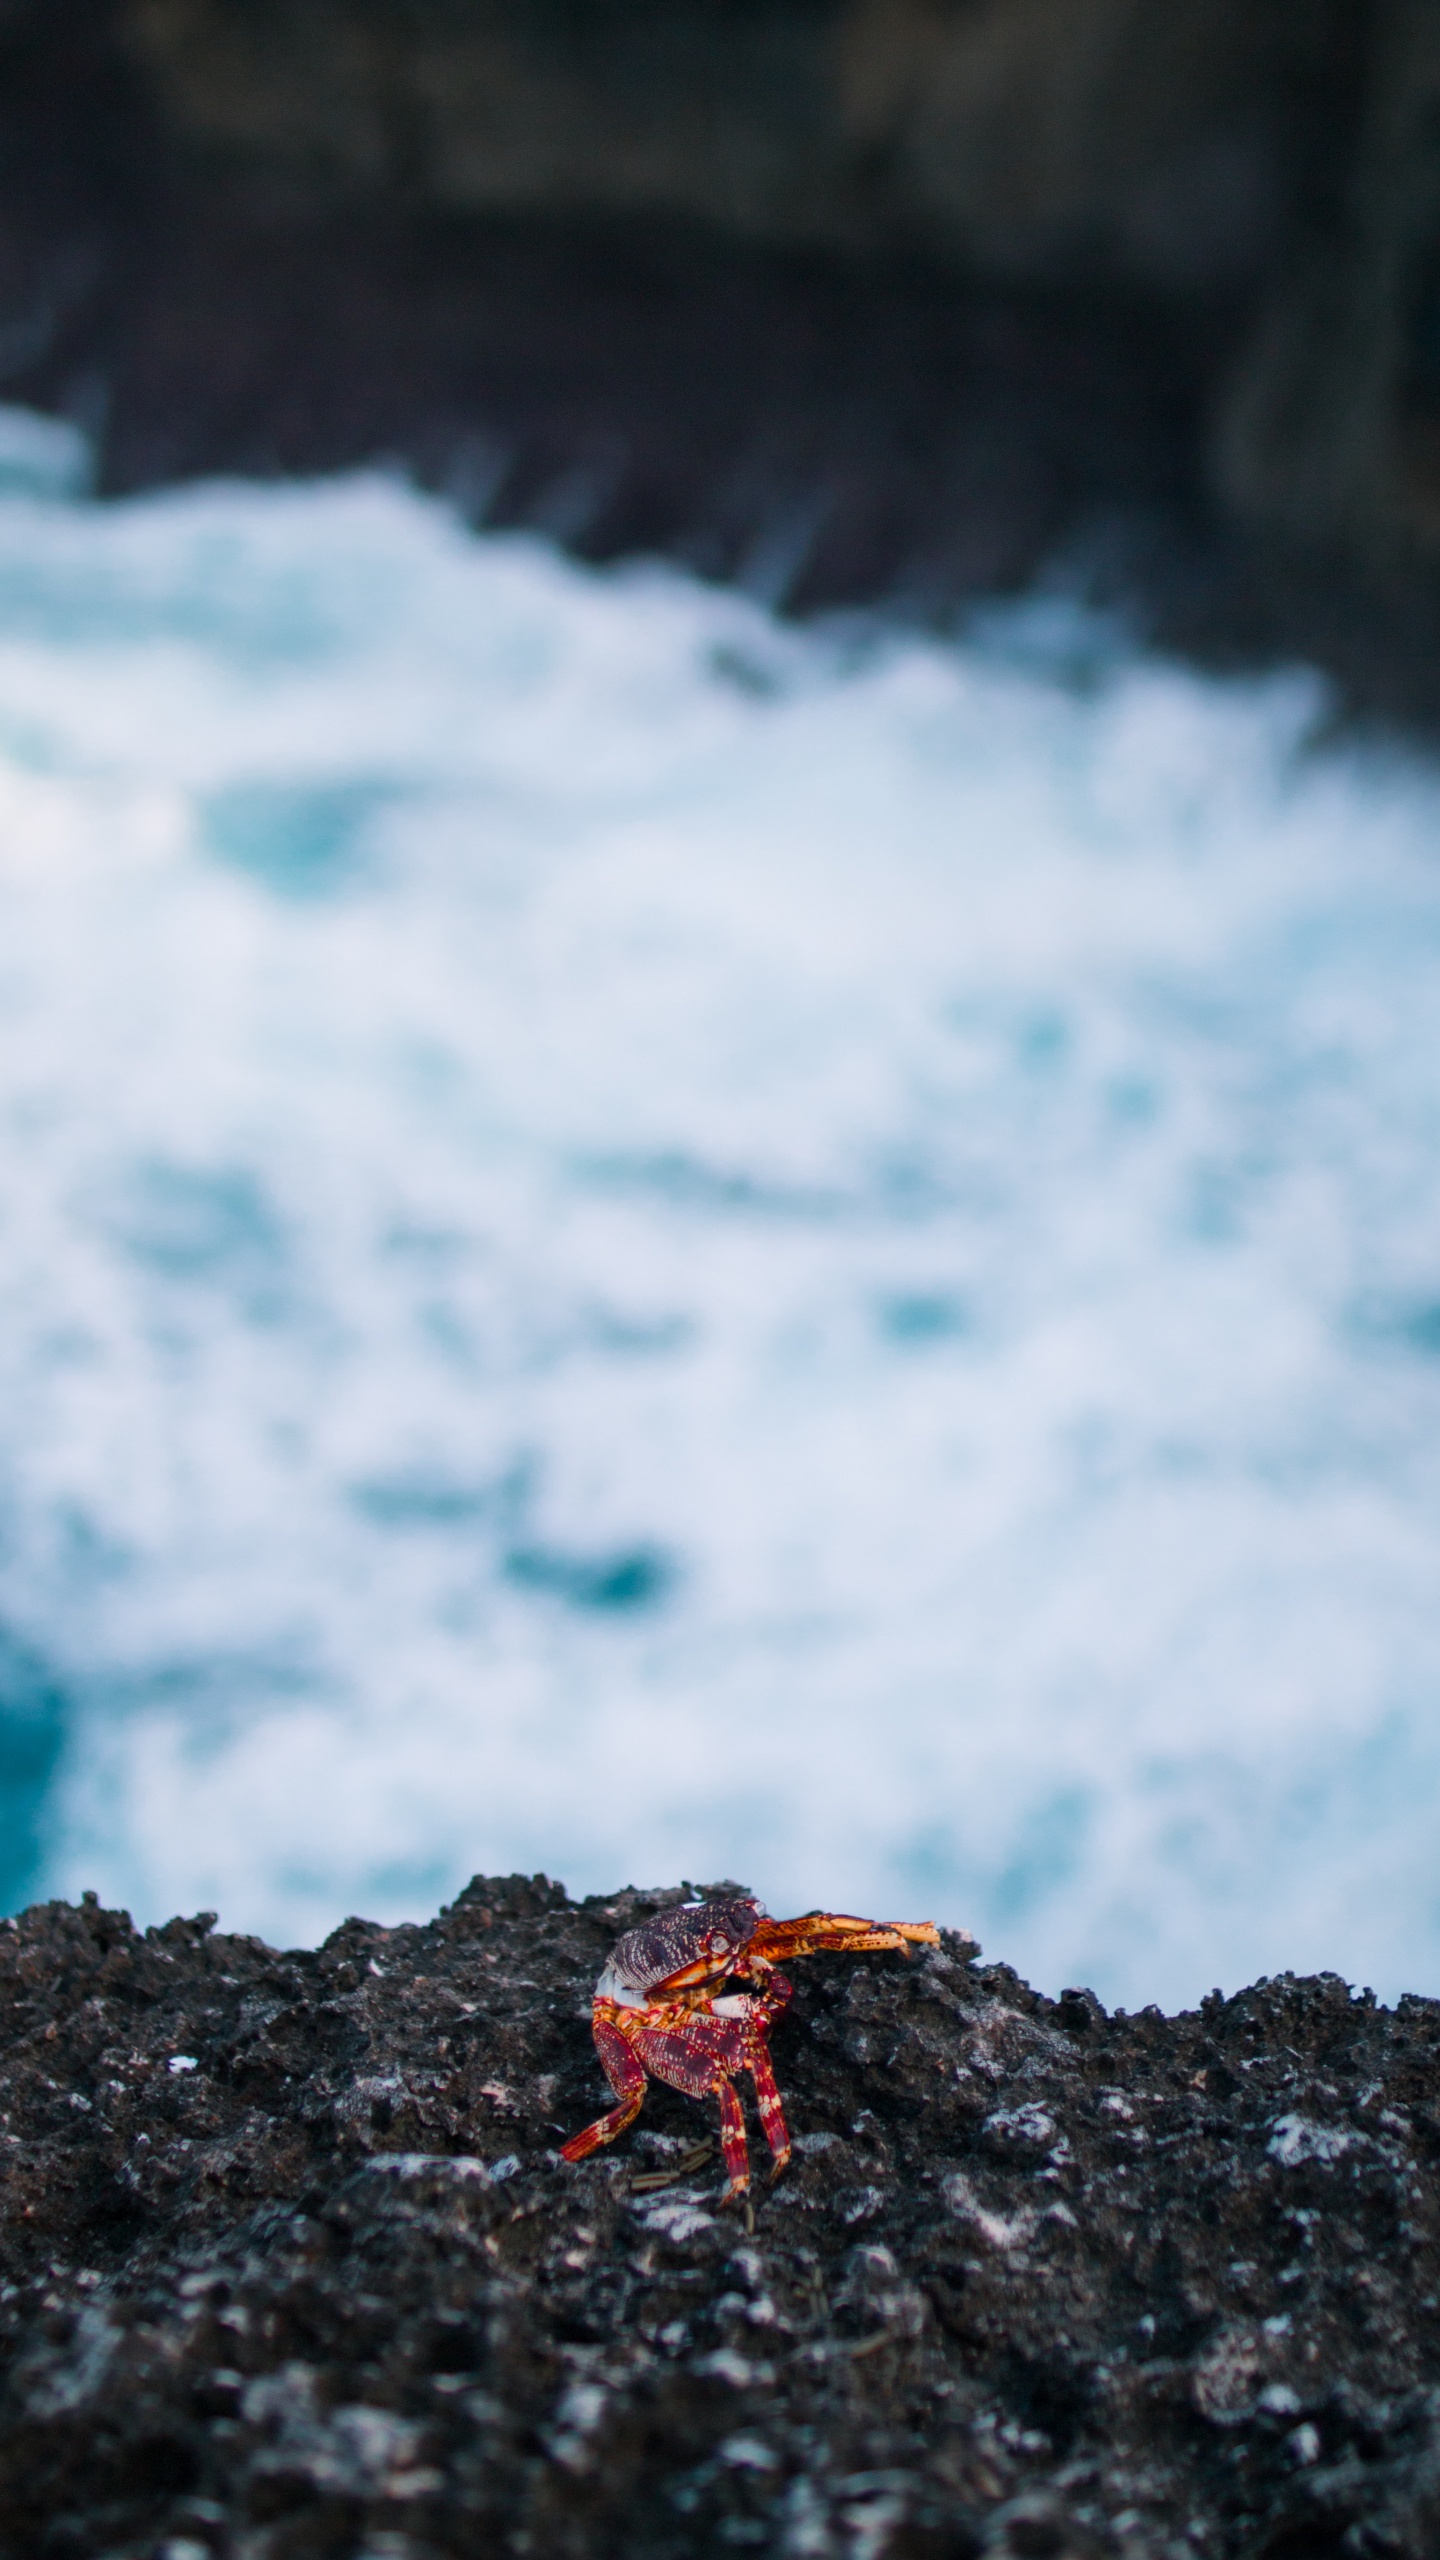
left=0, top=1879, right=1437, bottom=2559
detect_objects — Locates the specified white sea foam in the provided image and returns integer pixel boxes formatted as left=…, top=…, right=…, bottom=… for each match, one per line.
left=0, top=414, right=1438, bottom=2007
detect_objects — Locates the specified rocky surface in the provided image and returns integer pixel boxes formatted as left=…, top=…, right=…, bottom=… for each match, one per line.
left=118, top=0, right=1339, bottom=292
left=0, top=0, right=1224, bottom=630
left=5, top=4, right=1440, bottom=719
left=0, top=1878, right=1437, bottom=2558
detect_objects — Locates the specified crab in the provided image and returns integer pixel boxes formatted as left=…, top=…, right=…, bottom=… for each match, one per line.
left=560, top=1893, right=940, bottom=2200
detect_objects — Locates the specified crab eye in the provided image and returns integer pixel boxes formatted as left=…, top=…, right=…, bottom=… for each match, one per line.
left=707, top=1933, right=729, bottom=1955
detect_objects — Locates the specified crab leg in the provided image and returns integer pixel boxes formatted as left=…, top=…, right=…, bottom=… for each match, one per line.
left=559, top=2015, right=648, bottom=2162
left=713, top=2076, right=751, bottom=2198
left=746, top=1912, right=938, bottom=1968
left=638, top=2017, right=756, bottom=2198
left=749, top=2037, right=791, bottom=2176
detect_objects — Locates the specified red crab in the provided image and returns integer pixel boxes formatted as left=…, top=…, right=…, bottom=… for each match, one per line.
left=560, top=1893, right=940, bottom=2200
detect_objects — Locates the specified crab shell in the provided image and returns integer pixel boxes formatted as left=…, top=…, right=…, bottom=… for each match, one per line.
left=594, top=1895, right=763, bottom=2008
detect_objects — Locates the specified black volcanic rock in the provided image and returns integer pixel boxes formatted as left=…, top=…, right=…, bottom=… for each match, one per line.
left=0, top=1878, right=1437, bottom=2557
left=5, top=4, right=1440, bottom=720
left=0, top=3, right=1221, bottom=632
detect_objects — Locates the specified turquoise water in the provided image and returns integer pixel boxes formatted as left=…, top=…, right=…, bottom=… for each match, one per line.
left=2, top=405, right=1439, bottom=2007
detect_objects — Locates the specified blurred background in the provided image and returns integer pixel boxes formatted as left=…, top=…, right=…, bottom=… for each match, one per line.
left=0, top=0, right=1439, bottom=2007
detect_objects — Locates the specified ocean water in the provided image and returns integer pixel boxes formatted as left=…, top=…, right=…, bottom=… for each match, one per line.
left=1, top=404, right=1439, bottom=2011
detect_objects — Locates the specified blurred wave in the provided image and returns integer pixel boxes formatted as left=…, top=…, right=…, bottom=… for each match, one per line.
left=0, top=407, right=1438, bottom=2005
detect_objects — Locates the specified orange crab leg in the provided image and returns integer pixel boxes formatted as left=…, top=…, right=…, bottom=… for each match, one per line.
left=713, top=2076, right=750, bottom=2196
left=744, top=1911, right=939, bottom=1969
left=559, top=2013, right=648, bottom=2162
left=750, top=2036, right=791, bottom=2174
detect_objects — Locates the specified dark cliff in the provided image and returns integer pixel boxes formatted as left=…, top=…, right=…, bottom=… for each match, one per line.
left=0, top=1878, right=1437, bottom=2558
left=2, top=3, right=1439, bottom=705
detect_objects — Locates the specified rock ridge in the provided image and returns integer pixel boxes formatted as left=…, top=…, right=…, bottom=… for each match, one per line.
left=6, top=6, right=1440, bottom=718
left=0, top=1876, right=1436, bottom=2556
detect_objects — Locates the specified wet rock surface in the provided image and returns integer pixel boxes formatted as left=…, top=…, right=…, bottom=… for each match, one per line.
left=0, top=1879, right=1437, bottom=2558
left=0, top=4, right=1219, bottom=640
left=7, top=3, right=1440, bottom=724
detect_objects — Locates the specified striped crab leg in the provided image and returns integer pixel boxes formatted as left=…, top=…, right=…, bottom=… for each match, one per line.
left=744, top=1912, right=939, bottom=1968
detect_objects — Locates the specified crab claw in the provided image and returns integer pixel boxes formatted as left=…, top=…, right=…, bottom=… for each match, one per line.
left=746, top=1912, right=940, bottom=1967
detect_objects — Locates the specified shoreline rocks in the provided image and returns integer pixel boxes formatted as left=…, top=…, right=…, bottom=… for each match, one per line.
left=3, top=6, right=1440, bottom=721
left=0, top=1876, right=1436, bottom=2556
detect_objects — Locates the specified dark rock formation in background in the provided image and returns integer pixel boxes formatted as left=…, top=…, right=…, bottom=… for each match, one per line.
left=0, top=1878, right=1437, bottom=2558
left=0, top=1, right=1438, bottom=705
